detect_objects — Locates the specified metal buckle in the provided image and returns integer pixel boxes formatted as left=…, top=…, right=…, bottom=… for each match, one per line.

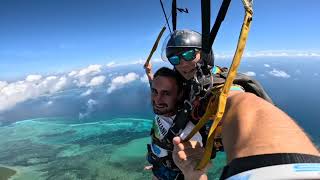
left=183, top=100, right=192, bottom=111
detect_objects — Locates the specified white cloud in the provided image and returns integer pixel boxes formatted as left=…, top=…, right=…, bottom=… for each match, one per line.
left=87, top=75, right=106, bottom=87
left=107, top=62, right=115, bottom=67
left=215, top=50, right=320, bottom=59
left=268, top=69, right=291, bottom=78
left=47, top=101, right=53, bottom=105
left=243, top=71, right=256, bottom=76
left=103, top=57, right=166, bottom=68
left=77, top=64, right=102, bottom=77
left=107, top=73, right=139, bottom=94
left=131, top=59, right=144, bottom=65
left=0, top=81, right=36, bottom=111
left=81, top=89, right=93, bottom=97
left=26, top=74, right=42, bottom=82
left=314, top=73, right=319, bottom=76
left=46, top=76, right=58, bottom=81
left=0, top=64, right=107, bottom=112
left=71, top=65, right=105, bottom=87
left=78, top=113, right=86, bottom=119
left=53, top=76, right=68, bottom=92
left=0, top=62, right=163, bottom=112
left=0, top=81, right=8, bottom=90
left=264, top=64, right=271, bottom=68
left=68, top=70, right=77, bottom=77
left=0, top=75, right=72, bottom=112
left=38, top=76, right=59, bottom=94
left=87, top=99, right=97, bottom=108
left=79, top=99, right=97, bottom=119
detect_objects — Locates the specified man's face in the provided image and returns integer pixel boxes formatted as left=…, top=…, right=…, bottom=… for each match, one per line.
left=151, top=76, right=180, bottom=116
left=174, top=51, right=201, bottom=80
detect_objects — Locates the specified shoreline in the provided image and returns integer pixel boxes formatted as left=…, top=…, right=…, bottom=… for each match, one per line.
left=0, top=166, right=16, bottom=180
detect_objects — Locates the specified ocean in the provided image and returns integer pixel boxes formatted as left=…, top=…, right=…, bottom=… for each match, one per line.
left=0, top=58, right=319, bottom=179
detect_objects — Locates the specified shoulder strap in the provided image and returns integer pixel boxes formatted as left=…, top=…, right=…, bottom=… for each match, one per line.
left=151, top=101, right=192, bottom=150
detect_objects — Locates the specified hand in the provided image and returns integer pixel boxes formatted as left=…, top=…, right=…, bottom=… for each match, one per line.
left=144, top=62, right=152, bottom=73
left=144, top=165, right=153, bottom=170
left=172, top=137, right=209, bottom=180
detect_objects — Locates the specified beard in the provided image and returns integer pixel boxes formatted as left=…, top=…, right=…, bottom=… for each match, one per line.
left=152, top=103, right=175, bottom=116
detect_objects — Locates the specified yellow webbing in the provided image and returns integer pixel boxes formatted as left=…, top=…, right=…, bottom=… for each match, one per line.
left=144, top=26, right=166, bottom=67
left=182, top=0, right=253, bottom=170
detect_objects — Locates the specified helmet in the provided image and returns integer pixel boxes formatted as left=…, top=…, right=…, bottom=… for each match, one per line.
left=161, top=29, right=214, bottom=66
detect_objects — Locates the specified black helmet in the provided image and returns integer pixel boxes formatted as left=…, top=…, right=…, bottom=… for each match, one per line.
left=161, top=29, right=214, bottom=66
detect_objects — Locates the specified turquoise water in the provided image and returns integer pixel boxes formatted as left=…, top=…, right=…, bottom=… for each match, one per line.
left=0, top=59, right=319, bottom=179
left=0, top=118, right=151, bottom=179
left=0, top=117, right=226, bottom=179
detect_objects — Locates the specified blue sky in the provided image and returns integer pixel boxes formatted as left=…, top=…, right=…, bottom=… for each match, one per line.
left=1, top=0, right=320, bottom=79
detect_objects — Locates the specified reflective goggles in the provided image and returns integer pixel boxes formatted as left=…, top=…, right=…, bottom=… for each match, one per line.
left=168, top=49, right=199, bottom=66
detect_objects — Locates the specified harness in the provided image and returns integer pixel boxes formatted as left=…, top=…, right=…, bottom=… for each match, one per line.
left=146, top=0, right=256, bottom=174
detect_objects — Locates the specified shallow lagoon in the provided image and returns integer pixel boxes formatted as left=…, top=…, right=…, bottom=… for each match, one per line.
left=0, top=117, right=226, bottom=179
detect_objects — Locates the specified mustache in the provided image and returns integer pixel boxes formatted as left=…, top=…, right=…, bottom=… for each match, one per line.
left=152, top=102, right=168, bottom=107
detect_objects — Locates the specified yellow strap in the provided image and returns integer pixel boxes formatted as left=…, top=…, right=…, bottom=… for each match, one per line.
left=182, top=1, right=253, bottom=170
left=144, top=26, right=166, bottom=67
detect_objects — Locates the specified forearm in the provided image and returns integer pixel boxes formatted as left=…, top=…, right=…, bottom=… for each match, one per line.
left=222, top=92, right=319, bottom=162
left=146, top=72, right=153, bottom=82
left=144, top=62, right=153, bottom=82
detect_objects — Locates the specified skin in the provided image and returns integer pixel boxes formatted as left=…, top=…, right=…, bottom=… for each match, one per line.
left=144, top=62, right=153, bottom=82
left=175, top=52, right=201, bottom=80
left=173, top=92, right=320, bottom=178
left=171, top=48, right=319, bottom=177
left=151, top=48, right=317, bottom=178
left=151, top=75, right=180, bottom=116
left=143, top=64, right=183, bottom=178
left=173, top=137, right=209, bottom=180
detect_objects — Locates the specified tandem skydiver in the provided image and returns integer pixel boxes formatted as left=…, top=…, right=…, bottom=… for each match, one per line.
left=163, top=30, right=320, bottom=179
left=144, top=62, right=205, bottom=179
left=143, top=30, right=251, bottom=179
left=145, top=30, right=320, bottom=179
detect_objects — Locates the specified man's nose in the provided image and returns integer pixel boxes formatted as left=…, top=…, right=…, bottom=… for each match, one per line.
left=153, top=94, right=163, bottom=103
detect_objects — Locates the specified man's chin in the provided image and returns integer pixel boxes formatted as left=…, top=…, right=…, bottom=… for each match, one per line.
left=153, top=109, right=165, bottom=115
left=153, top=108, right=173, bottom=116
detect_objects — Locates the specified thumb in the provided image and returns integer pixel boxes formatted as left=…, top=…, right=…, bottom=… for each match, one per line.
left=173, top=136, right=181, bottom=146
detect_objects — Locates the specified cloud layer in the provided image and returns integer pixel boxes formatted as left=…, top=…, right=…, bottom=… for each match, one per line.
left=87, top=75, right=106, bottom=87
left=243, top=71, right=256, bottom=76
left=0, top=64, right=149, bottom=112
left=268, top=69, right=291, bottom=78
left=107, top=73, right=139, bottom=94
left=215, top=50, right=320, bottom=59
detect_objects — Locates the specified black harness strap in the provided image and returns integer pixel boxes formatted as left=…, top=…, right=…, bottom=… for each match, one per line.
left=209, top=0, right=232, bottom=48
left=151, top=100, right=192, bottom=151
left=172, top=0, right=177, bottom=31
left=201, top=0, right=211, bottom=54
left=163, top=100, right=192, bottom=142
left=159, top=0, right=172, bottom=33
